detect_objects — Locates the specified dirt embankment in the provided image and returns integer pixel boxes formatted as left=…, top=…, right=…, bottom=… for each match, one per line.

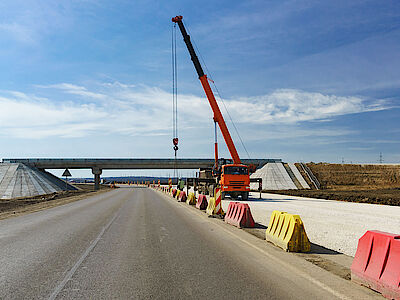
left=306, top=163, right=400, bottom=190
left=266, top=163, right=400, bottom=206
left=0, top=184, right=113, bottom=220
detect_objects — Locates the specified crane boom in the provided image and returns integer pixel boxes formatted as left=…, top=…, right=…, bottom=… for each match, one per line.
left=172, top=16, right=241, bottom=164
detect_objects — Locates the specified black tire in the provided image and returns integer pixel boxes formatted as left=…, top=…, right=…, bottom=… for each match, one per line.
left=241, top=192, right=249, bottom=201
left=221, top=192, right=225, bottom=200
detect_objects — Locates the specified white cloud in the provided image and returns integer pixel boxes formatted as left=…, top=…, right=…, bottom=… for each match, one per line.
left=36, top=83, right=106, bottom=99
left=226, top=89, right=388, bottom=124
left=0, top=83, right=390, bottom=139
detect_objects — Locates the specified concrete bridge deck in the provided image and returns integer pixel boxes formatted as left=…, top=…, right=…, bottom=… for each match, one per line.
left=2, top=158, right=280, bottom=170
left=2, top=158, right=280, bottom=190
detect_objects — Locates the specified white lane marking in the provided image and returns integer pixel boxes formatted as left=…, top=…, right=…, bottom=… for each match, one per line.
left=48, top=206, right=122, bottom=300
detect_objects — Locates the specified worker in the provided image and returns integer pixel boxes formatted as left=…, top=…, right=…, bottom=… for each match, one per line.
left=178, top=178, right=185, bottom=191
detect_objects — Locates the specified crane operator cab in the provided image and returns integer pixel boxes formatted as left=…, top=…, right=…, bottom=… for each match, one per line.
left=220, top=164, right=250, bottom=200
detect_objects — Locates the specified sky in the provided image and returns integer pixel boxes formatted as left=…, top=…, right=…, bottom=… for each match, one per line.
left=0, top=0, right=399, bottom=177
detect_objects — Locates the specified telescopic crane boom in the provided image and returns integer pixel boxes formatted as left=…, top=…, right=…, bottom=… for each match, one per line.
left=172, top=15, right=250, bottom=200
left=172, top=15, right=241, bottom=165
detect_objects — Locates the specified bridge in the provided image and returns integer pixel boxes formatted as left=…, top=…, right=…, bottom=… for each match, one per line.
left=2, top=158, right=281, bottom=189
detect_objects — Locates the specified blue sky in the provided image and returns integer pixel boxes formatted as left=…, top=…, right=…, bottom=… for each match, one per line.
left=0, top=0, right=399, bottom=177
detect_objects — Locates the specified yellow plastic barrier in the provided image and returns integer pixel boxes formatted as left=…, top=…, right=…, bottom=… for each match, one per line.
left=186, top=193, right=196, bottom=205
left=265, top=210, right=310, bottom=252
left=206, top=197, right=216, bottom=215
left=176, top=189, right=181, bottom=199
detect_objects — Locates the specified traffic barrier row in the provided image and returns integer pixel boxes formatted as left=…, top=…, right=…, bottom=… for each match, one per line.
left=265, top=210, right=310, bottom=252
left=224, top=202, right=255, bottom=228
left=351, top=230, right=400, bottom=300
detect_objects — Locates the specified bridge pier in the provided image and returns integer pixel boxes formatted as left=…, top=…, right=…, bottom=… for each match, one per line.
left=92, top=168, right=102, bottom=190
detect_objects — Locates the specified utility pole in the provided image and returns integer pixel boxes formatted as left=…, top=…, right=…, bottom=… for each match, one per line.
left=378, top=152, right=384, bottom=164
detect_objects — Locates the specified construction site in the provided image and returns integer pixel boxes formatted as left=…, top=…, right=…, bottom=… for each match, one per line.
left=253, top=162, right=400, bottom=206
left=0, top=7, right=399, bottom=300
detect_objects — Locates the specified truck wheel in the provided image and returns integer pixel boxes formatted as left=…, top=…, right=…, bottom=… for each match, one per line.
left=241, top=192, right=249, bottom=201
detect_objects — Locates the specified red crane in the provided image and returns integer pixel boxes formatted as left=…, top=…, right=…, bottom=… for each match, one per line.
left=172, top=15, right=250, bottom=200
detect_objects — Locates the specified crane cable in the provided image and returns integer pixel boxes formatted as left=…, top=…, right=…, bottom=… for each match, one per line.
left=172, top=22, right=179, bottom=178
left=183, top=20, right=251, bottom=160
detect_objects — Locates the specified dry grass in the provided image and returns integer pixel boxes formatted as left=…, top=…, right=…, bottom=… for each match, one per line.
left=306, top=163, right=400, bottom=190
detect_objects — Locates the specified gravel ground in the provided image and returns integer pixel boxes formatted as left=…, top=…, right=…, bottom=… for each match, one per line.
left=0, top=184, right=112, bottom=220
left=221, top=192, right=400, bottom=257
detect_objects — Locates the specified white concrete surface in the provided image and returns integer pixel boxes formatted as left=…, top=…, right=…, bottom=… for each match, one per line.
left=288, top=163, right=310, bottom=189
left=222, top=192, right=400, bottom=257
left=0, top=163, right=75, bottom=199
left=251, top=163, right=297, bottom=190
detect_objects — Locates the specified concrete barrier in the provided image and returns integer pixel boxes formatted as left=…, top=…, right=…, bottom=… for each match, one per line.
left=178, top=191, right=187, bottom=202
left=186, top=193, right=196, bottom=205
left=351, top=230, right=400, bottom=300
left=206, top=197, right=216, bottom=215
left=224, top=202, right=255, bottom=228
left=196, top=194, right=208, bottom=210
left=265, top=210, right=310, bottom=252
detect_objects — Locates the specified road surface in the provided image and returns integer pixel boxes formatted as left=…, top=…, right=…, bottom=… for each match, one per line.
left=0, top=187, right=379, bottom=299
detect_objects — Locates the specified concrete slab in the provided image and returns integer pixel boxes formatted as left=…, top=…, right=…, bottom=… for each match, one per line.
left=288, top=163, right=310, bottom=189
left=0, top=163, right=77, bottom=199
left=251, top=162, right=297, bottom=190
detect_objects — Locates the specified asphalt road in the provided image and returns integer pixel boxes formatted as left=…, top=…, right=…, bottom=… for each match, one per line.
left=0, top=187, right=380, bottom=299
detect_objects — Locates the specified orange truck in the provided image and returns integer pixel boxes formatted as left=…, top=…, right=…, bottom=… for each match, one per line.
left=172, top=15, right=250, bottom=200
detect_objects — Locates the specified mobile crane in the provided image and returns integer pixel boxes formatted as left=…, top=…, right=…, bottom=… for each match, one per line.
left=172, top=15, right=250, bottom=200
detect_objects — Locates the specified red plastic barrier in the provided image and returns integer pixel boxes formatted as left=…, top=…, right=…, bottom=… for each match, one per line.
left=351, top=230, right=400, bottom=300
left=178, top=191, right=187, bottom=202
left=196, top=194, right=208, bottom=210
left=224, top=202, right=255, bottom=228
left=172, top=189, right=177, bottom=198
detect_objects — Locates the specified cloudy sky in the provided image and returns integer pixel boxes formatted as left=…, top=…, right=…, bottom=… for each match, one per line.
left=1, top=0, right=399, bottom=177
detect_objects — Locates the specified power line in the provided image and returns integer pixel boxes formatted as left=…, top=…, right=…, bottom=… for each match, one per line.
left=378, top=152, right=384, bottom=164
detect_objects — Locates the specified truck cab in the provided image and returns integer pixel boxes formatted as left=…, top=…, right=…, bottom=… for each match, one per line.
left=220, top=164, right=250, bottom=200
